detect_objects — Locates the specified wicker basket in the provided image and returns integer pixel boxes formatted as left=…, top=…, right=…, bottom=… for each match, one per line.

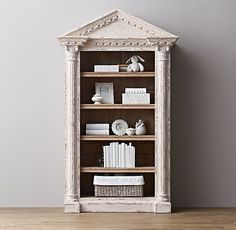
left=93, top=175, right=144, bottom=197
left=95, top=185, right=143, bottom=197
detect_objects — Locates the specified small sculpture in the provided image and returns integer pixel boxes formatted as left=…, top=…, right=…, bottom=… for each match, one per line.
left=91, top=93, right=103, bottom=104
left=135, top=120, right=146, bottom=135
left=126, top=55, right=145, bottom=72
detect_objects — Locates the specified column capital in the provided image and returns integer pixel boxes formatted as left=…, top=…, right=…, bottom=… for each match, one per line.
left=156, top=46, right=170, bottom=61
left=65, top=45, right=79, bottom=61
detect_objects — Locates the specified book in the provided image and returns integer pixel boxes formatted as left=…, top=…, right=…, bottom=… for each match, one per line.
left=86, top=123, right=109, bottom=130
left=86, top=129, right=109, bottom=135
left=125, top=88, right=146, bottom=94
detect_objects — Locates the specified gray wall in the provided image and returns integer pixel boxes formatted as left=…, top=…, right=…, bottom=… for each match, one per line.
left=0, top=0, right=235, bottom=207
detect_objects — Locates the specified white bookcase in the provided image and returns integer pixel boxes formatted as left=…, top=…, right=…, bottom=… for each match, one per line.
left=57, top=9, right=178, bottom=213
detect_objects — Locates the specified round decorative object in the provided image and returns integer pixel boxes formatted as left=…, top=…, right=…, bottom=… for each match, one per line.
left=112, top=119, right=128, bottom=136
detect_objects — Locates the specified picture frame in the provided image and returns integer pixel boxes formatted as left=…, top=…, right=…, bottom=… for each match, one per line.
left=95, top=82, right=114, bottom=104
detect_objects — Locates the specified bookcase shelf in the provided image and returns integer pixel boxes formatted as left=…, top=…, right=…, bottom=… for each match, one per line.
left=81, top=167, right=155, bottom=173
left=81, top=72, right=155, bottom=78
left=81, top=135, right=155, bottom=141
left=81, top=104, right=155, bottom=110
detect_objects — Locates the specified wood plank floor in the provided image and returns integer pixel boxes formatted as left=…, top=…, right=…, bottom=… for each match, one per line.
left=0, top=208, right=235, bottom=230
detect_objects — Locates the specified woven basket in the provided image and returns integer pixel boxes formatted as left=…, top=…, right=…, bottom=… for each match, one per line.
left=94, top=185, right=143, bottom=197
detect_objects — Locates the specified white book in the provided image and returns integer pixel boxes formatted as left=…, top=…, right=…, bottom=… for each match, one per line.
left=107, top=145, right=111, bottom=168
left=112, top=142, right=116, bottom=168
left=86, top=129, right=109, bottom=135
left=115, top=142, right=119, bottom=168
left=124, top=144, right=127, bottom=168
left=128, top=143, right=132, bottom=168
left=86, top=123, right=109, bottom=130
left=121, top=143, right=125, bottom=168
left=132, top=146, right=135, bottom=167
left=118, top=144, right=122, bottom=168
left=103, top=146, right=106, bottom=167
left=125, top=88, right=146, bottom=94
left=109, top=143, right=113, bottom=168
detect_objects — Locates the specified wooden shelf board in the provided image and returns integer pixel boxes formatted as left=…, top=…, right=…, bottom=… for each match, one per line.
left=81, top=166, right=155, bottom=173
left=81, top=135, right=155, bottom=141
left=81, top=72, right=155, bottom=78
left=81, top=104, right=155, bottom=110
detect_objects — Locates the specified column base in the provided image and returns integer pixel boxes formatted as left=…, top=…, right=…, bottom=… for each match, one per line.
left=64, top=202, right=80, bottom=213
left=154, top=201, right=171, bottom=213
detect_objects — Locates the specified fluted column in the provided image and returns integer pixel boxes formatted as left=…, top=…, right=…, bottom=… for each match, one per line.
left=155, top=46, right=171, bottom=204
left=65, top=45, right=79, bottom=204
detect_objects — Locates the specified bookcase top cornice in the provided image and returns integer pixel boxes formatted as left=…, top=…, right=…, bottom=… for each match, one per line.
left=57, top=9, right=178, bottom=47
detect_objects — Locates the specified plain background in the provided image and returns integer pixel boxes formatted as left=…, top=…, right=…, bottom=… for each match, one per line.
left=0, top=0, right=235, bottom=207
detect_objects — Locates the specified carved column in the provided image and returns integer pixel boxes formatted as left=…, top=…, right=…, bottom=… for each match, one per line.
left=65, top=45, right=80, bottom=205
left=155, top=46, right=171, bottom=206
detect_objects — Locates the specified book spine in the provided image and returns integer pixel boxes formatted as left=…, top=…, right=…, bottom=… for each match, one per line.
left=118, top=144, right=121, bottom=168
left=86, top=124, right=109, bottom=130
left=112, top=142, right=116, bottom=168
left=85, top=129, right=109, bottom=135
left=103, top=146, right=106, bottom=168
left=115, top=142, right=119, bottom=168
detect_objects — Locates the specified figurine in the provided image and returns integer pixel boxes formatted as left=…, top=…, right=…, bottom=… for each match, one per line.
left=135, top=120, right=146, bottom=135
left=91, top=93, right=103, bottom=104
left=126, top=55, right=145, bottom=72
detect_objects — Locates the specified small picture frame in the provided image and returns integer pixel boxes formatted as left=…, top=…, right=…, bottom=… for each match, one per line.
left=95, top=83, right=114, bottom=104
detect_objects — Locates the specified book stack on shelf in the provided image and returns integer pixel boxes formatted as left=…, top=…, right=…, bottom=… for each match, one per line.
left=103, top=142, right=135, bottom=168
left=86, top=123, right=109, bottom=135
left=122, top=88, right=150, bottom=104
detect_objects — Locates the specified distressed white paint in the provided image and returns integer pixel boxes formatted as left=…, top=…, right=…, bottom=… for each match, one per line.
left=58, top=9, right=178, bottom=214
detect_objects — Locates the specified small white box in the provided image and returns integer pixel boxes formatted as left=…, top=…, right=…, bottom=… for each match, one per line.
left=122, top=93, right=150, bottom=104
left=94, top=65, right=119, bottom=72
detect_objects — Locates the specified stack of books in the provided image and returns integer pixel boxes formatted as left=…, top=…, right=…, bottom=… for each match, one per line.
left=122, top=88, right=150, bottom=104
left=86, top=123, right=109, bottom=135
left=103, top=142, right=135, bottom=168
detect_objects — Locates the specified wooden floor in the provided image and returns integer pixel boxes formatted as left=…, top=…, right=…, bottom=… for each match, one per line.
left=0, top=208, right=235, bottom=230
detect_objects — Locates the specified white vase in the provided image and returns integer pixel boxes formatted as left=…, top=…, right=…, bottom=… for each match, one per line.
left=135, top=126, right=146, bottom=135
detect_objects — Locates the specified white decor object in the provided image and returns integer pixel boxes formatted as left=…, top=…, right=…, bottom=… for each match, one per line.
left=86, top=123, right=109, bottom=130
left=95, top=83, right=114, bottom=104
left=126, top=128, right=136, bottom=136
left=91, top=93, right=103, bottom=104
left=94, top=65, right=119, bottom=72
left=112, top=119, right=128, bottom=136
left=135, top=120, right=146, bottom=135
left=58, top=9, right=178, bottom=213
left=126, top=55, right=145, bottom=72
left=122, top=93, right=150, bottom=104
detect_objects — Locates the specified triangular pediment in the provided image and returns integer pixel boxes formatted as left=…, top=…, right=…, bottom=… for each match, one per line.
left=60, top=9, right=178, bottom=39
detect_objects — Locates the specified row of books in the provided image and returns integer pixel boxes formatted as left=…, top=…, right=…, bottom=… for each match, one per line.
left=85, top=123, right=109, bottom=135
left=103, top=142, right=135, bottom=168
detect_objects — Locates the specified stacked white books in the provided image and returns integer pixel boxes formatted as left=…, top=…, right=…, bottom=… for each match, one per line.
left=122, top=88, right=150, bottom=104
left=103, top=142, right=135, bottom=168
left=86, top=123, right=109, bottom=135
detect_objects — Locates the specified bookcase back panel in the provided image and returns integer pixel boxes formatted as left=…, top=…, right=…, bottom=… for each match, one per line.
left=81, top=77, right=155, bottom=104
left=81, top=110, right=154, bottom=135
left=81, top=51, right=154, bottom=72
